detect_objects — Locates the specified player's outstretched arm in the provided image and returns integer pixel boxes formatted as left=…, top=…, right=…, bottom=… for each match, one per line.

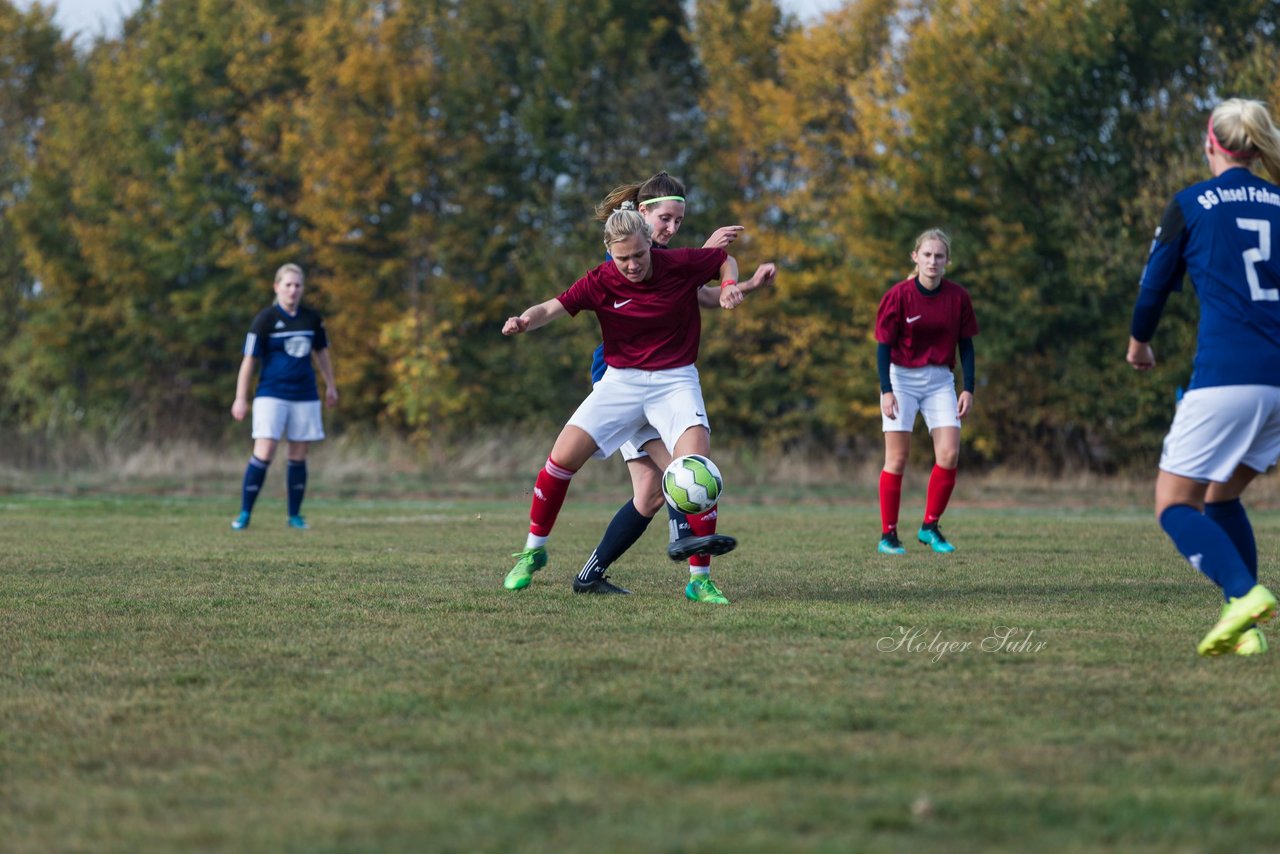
left=720, top=261, right=777, bottom=308
left=503, top=297, right=567, bottom=336
left=702, top=225, right=744, bottom=249
left=739, top=262, right=776, bottom=294
left=230, top=355, right=257, bottom=421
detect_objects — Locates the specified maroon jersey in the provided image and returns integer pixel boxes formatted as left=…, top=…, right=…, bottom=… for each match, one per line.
left=557, top=247, right=727, bottom=371
left=874, top=277, right=979, bottom=369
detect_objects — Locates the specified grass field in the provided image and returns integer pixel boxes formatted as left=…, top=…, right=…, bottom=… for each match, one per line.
left=3, top=490, right=1279, bottom=852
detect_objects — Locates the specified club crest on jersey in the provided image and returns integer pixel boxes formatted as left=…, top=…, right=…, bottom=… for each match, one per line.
left=284, top=336, right=312, bottom=358
left=275, top=320, right=285, bottom=329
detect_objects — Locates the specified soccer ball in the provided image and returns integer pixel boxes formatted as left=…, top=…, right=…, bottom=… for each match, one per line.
left=662, top=454, right=723, bottom=515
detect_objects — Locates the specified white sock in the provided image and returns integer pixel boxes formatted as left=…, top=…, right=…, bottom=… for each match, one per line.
left=526, top=533, right=548, bottom=549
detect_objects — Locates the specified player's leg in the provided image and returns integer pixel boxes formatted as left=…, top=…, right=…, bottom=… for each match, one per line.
left=879, top=367, right=924, bottom=555
left=507, top=374, right=645, bottom=590
left=1156, top=470, right=1274, bottom=654
left=1206, top=465, right=1267, bottom=654
left=574, top=454, right=662, bottom=595
left=282, top=400, right=325, bottom=529
left=1205, top=465, right=1261, bottom=583
left=1155, top=386, right=1278, bottom=654
left=234, top=398, right=285, bottom=530
left=1202, top=390, right=1280, bottom=654
left=285, top=441, right=310, bottom=529
left=657, top=433, right=736, bottom=563
left=915, top=369, right=962, bottom=553
left=879, top=432, right=910, bottom=554
left=917, top=426, right=960, bottom=553
left=505, top=425, right=598, bottom=591
left=669, top=425, right=730, bottom=604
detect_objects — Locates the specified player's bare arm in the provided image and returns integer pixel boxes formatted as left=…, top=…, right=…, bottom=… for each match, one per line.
left=315, top=349, right=339, bottom=407
left=702, top=225, right=745, bottom=249
left=231, top=355, right=257, bottom=421
left=503, top=297, right=568, bottom=335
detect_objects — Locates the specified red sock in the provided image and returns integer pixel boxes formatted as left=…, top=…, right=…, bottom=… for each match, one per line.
left=529, top=457, right=575, bottom=537
left=924, top=464, right=957, bottom=524
left=687, top=507, right=718, bottom=571
left=879, top=470, right=903, bottom=534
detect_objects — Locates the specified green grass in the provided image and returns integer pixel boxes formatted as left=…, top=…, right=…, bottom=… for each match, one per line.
left=2, top=493, right=1278, bottom=852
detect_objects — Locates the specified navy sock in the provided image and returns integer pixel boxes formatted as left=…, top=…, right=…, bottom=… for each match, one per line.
left=287, top=460, right=307, bottom=517
left=667, top=504, right=692, bottom=543
left=578, top=500, right=652, bottom=582
left=1204, top=498, right=1257, bottom=584
left=1159, top=504, right=1254, bottom=600
left=241, top=456, right=269, bottom=513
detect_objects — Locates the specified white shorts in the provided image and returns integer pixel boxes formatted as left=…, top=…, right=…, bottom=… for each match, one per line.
left=620, top=424, right=662, bottom=462
left=1159, top=385, right=1280, bottom=482
left=883, top=364, right=960, bottom=432
left=252, top=397, right=325, bottom=442
left=569, top=365, right=710, bottom=460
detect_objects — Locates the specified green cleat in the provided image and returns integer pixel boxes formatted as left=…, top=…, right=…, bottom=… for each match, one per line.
left=231, top=511, right=251, bottom=531
left=504, top=546, right=548, bottom=591
left=685, top=576, right=730, bottom=605
left=1235, top=626, right=1268, bottom=656
left=878, top=531, right=906, bottom=555
left=917, top=522, right=956, bottom=554
left=287, top=515, right=310, bottom=530
left=1197, top=585, right=1276, bottom=657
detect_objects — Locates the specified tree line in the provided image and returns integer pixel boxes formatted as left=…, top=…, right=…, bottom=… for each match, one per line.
left=3, top=0, right=1278, bottom=470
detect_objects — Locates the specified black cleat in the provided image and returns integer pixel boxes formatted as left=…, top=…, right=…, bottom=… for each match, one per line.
left=667, top=534, right=738, bottom=562
left=572, top=575, right=632, bottom=595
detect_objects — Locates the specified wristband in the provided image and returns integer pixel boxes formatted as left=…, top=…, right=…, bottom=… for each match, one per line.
left=720, top=279, right=737, bottom=288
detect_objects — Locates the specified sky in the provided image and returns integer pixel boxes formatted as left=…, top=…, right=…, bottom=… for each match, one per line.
left=22, top=0, right=848, bottom=38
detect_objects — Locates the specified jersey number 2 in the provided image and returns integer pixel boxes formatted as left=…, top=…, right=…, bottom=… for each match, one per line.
left=1237, top=218, right=1277, bottom=302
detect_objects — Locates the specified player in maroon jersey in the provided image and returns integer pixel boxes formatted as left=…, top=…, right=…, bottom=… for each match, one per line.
left=874, top=228, right=979, bottom=554
left=501, top=208, right=776, bottom=603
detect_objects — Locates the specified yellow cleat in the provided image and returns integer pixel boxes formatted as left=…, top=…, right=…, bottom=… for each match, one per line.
left=1197, top=585, right=1276, bottom=657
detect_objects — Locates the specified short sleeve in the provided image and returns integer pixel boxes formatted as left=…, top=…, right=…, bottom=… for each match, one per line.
left=874, top=288, right=900, bottom=345
left=313, top=313, right=329, bottom=351
left=557, top=268, right=604, bottom=317
left=244, top=311, right=271, bottom=357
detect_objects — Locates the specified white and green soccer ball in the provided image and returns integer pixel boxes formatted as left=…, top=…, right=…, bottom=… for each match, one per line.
left=662, top=454, right=723, bottom=515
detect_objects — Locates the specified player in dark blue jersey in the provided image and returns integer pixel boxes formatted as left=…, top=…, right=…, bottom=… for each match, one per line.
left=230, top=264, right=338, bottom=531
left=571, top=172, right=750, bottom=599
left=1127, top=98, right=1280, bottom=656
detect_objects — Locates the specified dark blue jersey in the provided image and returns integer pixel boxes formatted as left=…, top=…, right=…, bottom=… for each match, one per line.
left=244, top=303, right=329, bottom=401
left=1136, top=167, right=1280, bottom=389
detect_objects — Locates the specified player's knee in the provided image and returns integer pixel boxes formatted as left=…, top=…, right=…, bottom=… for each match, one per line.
left=635, top=489, right=665, bottom=517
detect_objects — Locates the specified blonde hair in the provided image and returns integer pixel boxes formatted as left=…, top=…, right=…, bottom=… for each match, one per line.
left=913, top=228, right=951, bottom=255
left=273, top=263, right=305, bottom=285
left=1210, top=99, right=1280, bottom=183
left=602, top=208, right=652, bottom=248
left=594, top=172, right=687, bottom=222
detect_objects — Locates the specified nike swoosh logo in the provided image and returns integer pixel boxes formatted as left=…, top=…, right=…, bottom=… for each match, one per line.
left=613, top=299, right=633, bottom=308
left=695, top=411, right=705, bottom=417
left=906, top=315, right=922, bottom=324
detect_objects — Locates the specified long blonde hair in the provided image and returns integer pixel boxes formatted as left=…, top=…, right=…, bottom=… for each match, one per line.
left=1210, top=98, right=1280, bottom=184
